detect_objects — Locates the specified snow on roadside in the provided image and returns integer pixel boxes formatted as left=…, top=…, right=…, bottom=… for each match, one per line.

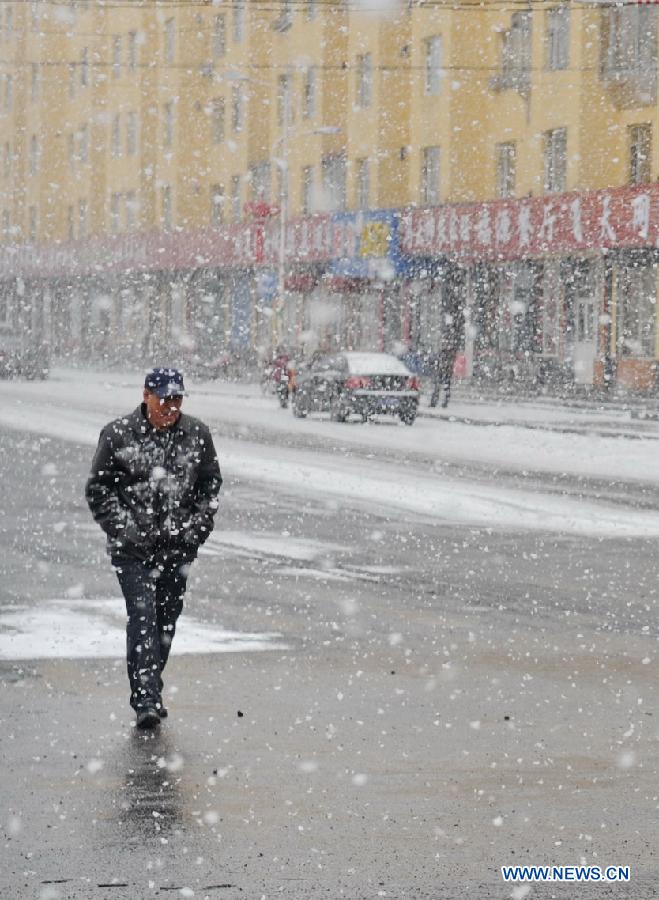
left=0, top=598, right=286, bottom=660
left=4, top=368, right=659, bottom=537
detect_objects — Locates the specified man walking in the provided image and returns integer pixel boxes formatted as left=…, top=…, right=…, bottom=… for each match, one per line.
left=427, top=349, right=452, bottom=409
left=86, top=368, right=222, bottom=729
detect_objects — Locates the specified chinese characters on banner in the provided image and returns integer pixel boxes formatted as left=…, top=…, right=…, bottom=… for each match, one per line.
left=399, top=184, right=659, bottom=260
left=2, top=185, right=659, bottom=279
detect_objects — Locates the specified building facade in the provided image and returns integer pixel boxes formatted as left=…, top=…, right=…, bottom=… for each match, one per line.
left=1, top=1, right=659, bottom=391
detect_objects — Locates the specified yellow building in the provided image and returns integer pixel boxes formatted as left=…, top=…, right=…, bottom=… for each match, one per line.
left=1, top=1, right=659, bottom=391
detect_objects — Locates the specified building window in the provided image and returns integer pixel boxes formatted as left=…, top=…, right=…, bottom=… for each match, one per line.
left=28, top=205, right=37, bottom=243
left=233, top=4, right=244, bottom=43
left=321, top=153, right=347, bottom=211
left=31, top=64, right=39, bottom=102
left=421, top=146, right=441, bottom=205
left=274, top=0, right=293, bottom=31
left=29, top=135, right=39, bottom=175
left=356, top=158, right=370, bottom=210
left=603, top=5, right=657, bottom=79
left=79, top=124, right=89, bottom=164
left=5, top=7, right=13, bottom=40
left=356, top=54, right=373, bottom=108
left=161, top=185, right=172, bottom=230
left=496, top=142, right=516, bottom=198
left=81, top=48, right=89, bottom=87
left=210, top=184, right=224, bottom=226
left=4, top=74, right=12, bottom=112
left=67, top=205, right=75, bottom=241
left=79, top=199, right=88, bottom=239
left=110, top=193, right=120, bottom=233
left=163, top=102, right=174, bottom=148
left=301, top=165, right=313, bottom=214
left=617, top=265, right=655, bottom=357
left=424, top=36, right=443, bottom=95
left=500, top=12, right=532, bottom=91
left=231, top=175, right=241, bottom=220
left=231, top=85, right=243, bottom=132
left=30, top=1, right=39, bottom=33
left=68, top=133, right=75, bottom=169
left=277, top=74, right=294, bottom=126
left=112, top=35, right=122, bottom=78
left=111, top=114, right=121, bottom=157
left=251, top=161, right=271, bottom=203
left=306, top=0, right=317, bottom=21
left=629, top=124, right=652, bottom=184
left=303, top=67, right=316, bottom=119
left=165, top=18, right=175, bottom=64
left=213, top=14, right=226, bottom=59
left=128, top=31, right=138, bottom=71
left=124, top=112, right=137, bottom=156
left=546, top=7, right=570, bottom=71
left=3, top=142, right=10, bottom=178
left=125, top=191, right=137, bottom=231
left=211, top=98, right=225, bottom=145
left=2, top=210, right=10, bottom=243
left=544, top=127, right=567, bottom=193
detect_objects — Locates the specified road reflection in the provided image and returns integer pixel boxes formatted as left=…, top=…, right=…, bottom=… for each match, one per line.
left=115, top=728, right=185, bottom=838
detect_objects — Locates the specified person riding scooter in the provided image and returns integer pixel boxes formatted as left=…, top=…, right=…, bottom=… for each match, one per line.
left=269, top=346, right=291, bottom=408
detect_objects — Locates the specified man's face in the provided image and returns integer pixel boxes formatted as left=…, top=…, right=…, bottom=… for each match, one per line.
left=143, top=389, right=183, bottom=430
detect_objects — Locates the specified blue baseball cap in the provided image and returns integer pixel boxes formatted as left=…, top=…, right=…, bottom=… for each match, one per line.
left=144, top=367, right=186, bottom=398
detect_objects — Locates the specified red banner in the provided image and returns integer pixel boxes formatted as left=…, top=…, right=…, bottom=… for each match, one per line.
left=0, top=223, right=254, bottom=280
left=399, top=184, right=659, bottom=261
left=2, top=184, right=659, bottom=280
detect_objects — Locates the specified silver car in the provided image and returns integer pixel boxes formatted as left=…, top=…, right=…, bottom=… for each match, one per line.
left=292, top=351, right=420, bottom=425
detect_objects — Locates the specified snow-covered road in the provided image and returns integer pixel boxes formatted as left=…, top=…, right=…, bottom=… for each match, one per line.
left=4, top=366, right=659, bottom=537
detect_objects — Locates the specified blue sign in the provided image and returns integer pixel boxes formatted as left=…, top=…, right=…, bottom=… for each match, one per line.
left=328, top=210, right=412, bottom=280
left=256, top=269, right=278, bottom=302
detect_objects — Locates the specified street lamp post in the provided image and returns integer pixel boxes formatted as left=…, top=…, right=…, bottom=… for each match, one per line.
left=276, top=81, right=291, bottom=347
left=222, top=70, right=340, bottom=351
left=274, top=121, right=341, bottom=349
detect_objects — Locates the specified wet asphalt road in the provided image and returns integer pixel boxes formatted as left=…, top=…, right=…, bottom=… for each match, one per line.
left=1, top=425, right=659, bottom=899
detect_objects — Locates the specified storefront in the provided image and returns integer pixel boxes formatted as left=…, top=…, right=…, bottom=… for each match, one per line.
left=267, top=209, right=411, bottom=356
left=0, top=221, right=254, bottom=371
left=400, top=184, right=659, bottom=392
left=4, top=184, right=659, bottom=394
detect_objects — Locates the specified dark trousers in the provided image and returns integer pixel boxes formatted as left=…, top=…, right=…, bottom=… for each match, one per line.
left=430, top=373, right=451, bottom=408
left=112, top=555, right=189, bottom=712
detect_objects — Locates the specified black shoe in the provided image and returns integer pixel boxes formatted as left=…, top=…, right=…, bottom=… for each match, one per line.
left=136, top=708, right=160, bottom=730
left=158, top=705, right=168, bottom=719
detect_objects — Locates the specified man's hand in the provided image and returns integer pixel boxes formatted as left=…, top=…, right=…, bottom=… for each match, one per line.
left=119, top=508, right=158, bottom=548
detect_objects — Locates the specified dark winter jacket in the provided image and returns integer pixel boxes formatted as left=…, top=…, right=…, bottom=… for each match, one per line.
left=86, top=405, right=222, bottom=563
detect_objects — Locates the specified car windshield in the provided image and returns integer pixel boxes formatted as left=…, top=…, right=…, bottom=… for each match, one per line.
left=344, top=352, right=411, bottom=375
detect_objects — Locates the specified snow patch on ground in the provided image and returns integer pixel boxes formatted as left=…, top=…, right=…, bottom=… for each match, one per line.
left=221, top=443, right=659, bottom=538
left=0, top=599, right=286, bottom=661
left=278, top=566, right=357, bottom=582
left=205, top=530, right=347, bottom=561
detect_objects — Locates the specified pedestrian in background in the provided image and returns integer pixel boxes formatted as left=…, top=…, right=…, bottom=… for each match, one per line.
left=86, top=368, right=222, bottom=729
left=427, top=349, right=453, bottom=409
